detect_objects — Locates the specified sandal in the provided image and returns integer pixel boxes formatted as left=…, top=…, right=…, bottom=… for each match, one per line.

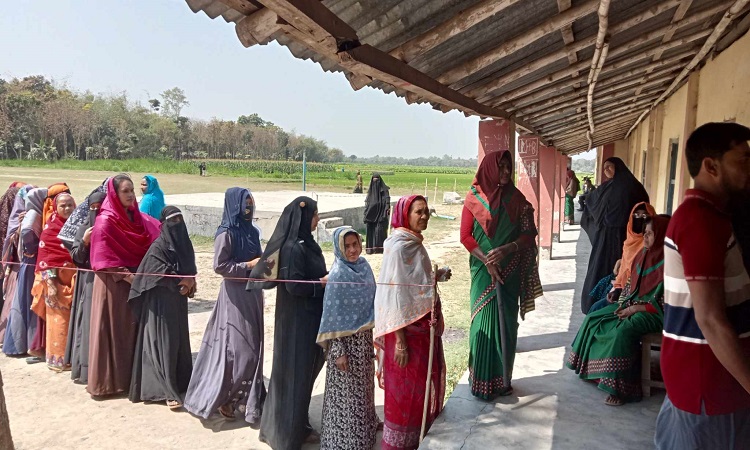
left=166, top=400, right=182, bottom=410
left=219, top=404, right=235, bottom=420
left=605, top=395, right=624, bottom=406
left=304, top=430, right=321, bottom=444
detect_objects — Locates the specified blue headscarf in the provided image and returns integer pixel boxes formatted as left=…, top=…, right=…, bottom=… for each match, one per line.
left=139, top=175, right=165, bottom=219
left=215, top=187, right=261, bottom=262
left=316, top=227, right=375, bottom=349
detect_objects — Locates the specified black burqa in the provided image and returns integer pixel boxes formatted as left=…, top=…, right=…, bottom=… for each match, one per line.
left=65, top=190, right=106, bottom=383
left=579, top=157, right=649, bottom=313
left=128, top=205, right=196, bottom=404
left=251, top=197, right=328, bottom=450
left=363, top=173, right=390, bottom=254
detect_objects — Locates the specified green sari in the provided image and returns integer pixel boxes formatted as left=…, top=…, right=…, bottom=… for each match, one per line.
left=468, top=187, right=542, bottom=399
left=567, top=253, right=665, bottom=401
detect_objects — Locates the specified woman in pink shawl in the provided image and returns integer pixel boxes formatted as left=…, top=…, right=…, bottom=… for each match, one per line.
left=87, top=174, right=160, bottom=397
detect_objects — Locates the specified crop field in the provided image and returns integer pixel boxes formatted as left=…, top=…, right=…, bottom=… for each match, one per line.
left=0, top=158, right=477, bottom=196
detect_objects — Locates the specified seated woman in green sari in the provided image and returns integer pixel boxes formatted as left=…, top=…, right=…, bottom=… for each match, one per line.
left=567, top=215, right=670, bottom=406
left=460, top=150, right=543, bottom=399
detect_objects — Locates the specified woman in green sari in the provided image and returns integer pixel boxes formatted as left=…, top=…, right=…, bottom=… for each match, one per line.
left=567, top=215, right=670, bottom=406
left=461, top=150, right=543, bottom=399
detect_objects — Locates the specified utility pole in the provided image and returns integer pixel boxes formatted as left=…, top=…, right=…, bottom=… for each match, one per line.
left=302, top=148, right=307, bottom=192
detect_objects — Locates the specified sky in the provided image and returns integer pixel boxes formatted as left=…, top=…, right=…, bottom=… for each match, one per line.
left=0, top=1, right=594, bottom=160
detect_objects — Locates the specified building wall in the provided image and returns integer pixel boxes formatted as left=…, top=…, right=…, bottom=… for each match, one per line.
left=621, top=29, right=750, bottom=214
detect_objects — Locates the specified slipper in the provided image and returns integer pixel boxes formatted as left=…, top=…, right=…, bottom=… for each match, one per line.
left=25, top=356, right=43, bottom=364
left=166, top=400, right=182, bottom=410
left=219, top=405, right=235, bottom=421
left=605, top=395, right=624, bottom=406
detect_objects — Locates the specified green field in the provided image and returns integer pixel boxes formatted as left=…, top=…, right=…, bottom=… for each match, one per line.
left=0, top=158, right=477, bottom=196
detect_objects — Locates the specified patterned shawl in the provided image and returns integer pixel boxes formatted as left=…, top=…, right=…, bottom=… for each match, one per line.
left=317, top=228, right=375, bottom=348
left=373, top=228, right=434, bottom=338
left=624, top=215, right=670, bottom=306
left=58, top=179, right=108, bottom=247
left=90, top=178, right=160, bottom=270
left=36, top=206, right=75, bottom=272
left=138, top=175, right=166, bottom=220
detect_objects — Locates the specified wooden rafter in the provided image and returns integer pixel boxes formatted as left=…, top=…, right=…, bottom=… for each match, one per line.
left=251, top=0, right=540, bottom=135
left=627, top=0, right=750, bottom=136
left=388, top=0, right=523, bottom=63
left=536, top=94, right=660, bottom=131
left=464, top=0, right=684, bottom=101
left=634, top=0, right=694, bottom=95
left=557, top=0, right=580, bottom=76
left=490, top=26, right=711, bottom=108
left=437, top=0, right=602, bottom=87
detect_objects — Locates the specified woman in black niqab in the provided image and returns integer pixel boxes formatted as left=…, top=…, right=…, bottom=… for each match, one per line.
left=363, top=173, right=390, bottom=254
left=128, top=205, right=196, bottom=408
left=252, top=196, right=329, bottom=450
left=579, top=157, right=649, bottom=313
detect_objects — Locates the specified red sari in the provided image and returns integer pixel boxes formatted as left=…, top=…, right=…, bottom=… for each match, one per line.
left=382, top=302, right=446, bottom=450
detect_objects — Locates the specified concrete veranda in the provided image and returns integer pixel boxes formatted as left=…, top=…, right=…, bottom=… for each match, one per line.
left=422, top=218, right=665, bottom=450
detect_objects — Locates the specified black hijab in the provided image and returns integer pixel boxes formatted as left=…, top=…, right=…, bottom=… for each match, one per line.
left=583, top=157, right=649, bottom=230
left=129, top=205, right=197, bottom=302
left=248, top=196, right=320, bottom=290
left=216, top=187, right=262, bottom=262
left=364, top=173, right=390, bottom=222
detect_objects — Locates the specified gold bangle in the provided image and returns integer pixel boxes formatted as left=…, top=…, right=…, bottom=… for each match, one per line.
left=396, top=344, right=408, bottom=352
left=513, top=241, right=519, bottom=251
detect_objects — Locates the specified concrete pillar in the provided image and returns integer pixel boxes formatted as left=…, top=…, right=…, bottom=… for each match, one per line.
left=552, top=151, right=564, bottom=243
left=598, top=143, right=615, bottom=184
left=478, top=119, right=514, bottom=166
left=517, top=136, right=560, bottom=259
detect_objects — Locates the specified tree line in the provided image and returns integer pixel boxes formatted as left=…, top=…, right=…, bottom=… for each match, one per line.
left=0, top=75, right=479, bottom=167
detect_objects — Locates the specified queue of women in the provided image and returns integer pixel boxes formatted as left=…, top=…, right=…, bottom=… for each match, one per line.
left=0, top=151, right=669, bottom=449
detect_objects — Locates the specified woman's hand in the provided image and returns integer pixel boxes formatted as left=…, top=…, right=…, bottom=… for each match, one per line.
left=124, top=273, right=135, bottom=285
left=82, top=227, right=94, bottom=246
left=436, top=267, right=452, bottom=282
left=486, top=262, right=503, bottom=285
left=615, top=305, right=637, bottom=319
left=607, top=288, right=622, bottom=303
left=320, top=275, right=329, bottom=286
left=395, top=346, right=409, bottom=368
left=486, top=244, right=514, bottom=266
left=335, top=355, right=349, bottom=372
left=178, top=278, right=197, bottom=297
left=245, top=258, right=261, bottom=269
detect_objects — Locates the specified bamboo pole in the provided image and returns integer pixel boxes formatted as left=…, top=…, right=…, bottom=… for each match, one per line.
left=420, top=264, right=440, bottom=443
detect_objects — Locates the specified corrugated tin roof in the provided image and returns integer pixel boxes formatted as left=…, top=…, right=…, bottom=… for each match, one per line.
left=184, top=0, right=750, bottom=154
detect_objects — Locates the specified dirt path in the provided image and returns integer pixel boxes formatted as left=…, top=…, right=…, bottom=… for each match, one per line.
left=1, top=205, right=466, bottom=450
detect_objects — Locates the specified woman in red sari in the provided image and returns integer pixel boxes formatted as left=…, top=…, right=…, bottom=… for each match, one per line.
left=374, top=195, right=451, bottom=450
left=30, top=192, right=76, bottom=371
left=87, top=174, right=160, bottom=397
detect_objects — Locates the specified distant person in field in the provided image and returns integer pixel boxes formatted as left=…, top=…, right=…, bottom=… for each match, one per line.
left=655, top=122, right=750, bottom=449
left=579, top=157, right=649, bottom=314
left=353, top=170, right=363, bottom=193
left=198, top=162, right=207, bottom=177
left=185, top=188, right=266, bottom=425
left=139, top=175, right=166, bottom=220
left=565, top=169, right=580, bottom=225
left=364, top=173, right=390, bottom=254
